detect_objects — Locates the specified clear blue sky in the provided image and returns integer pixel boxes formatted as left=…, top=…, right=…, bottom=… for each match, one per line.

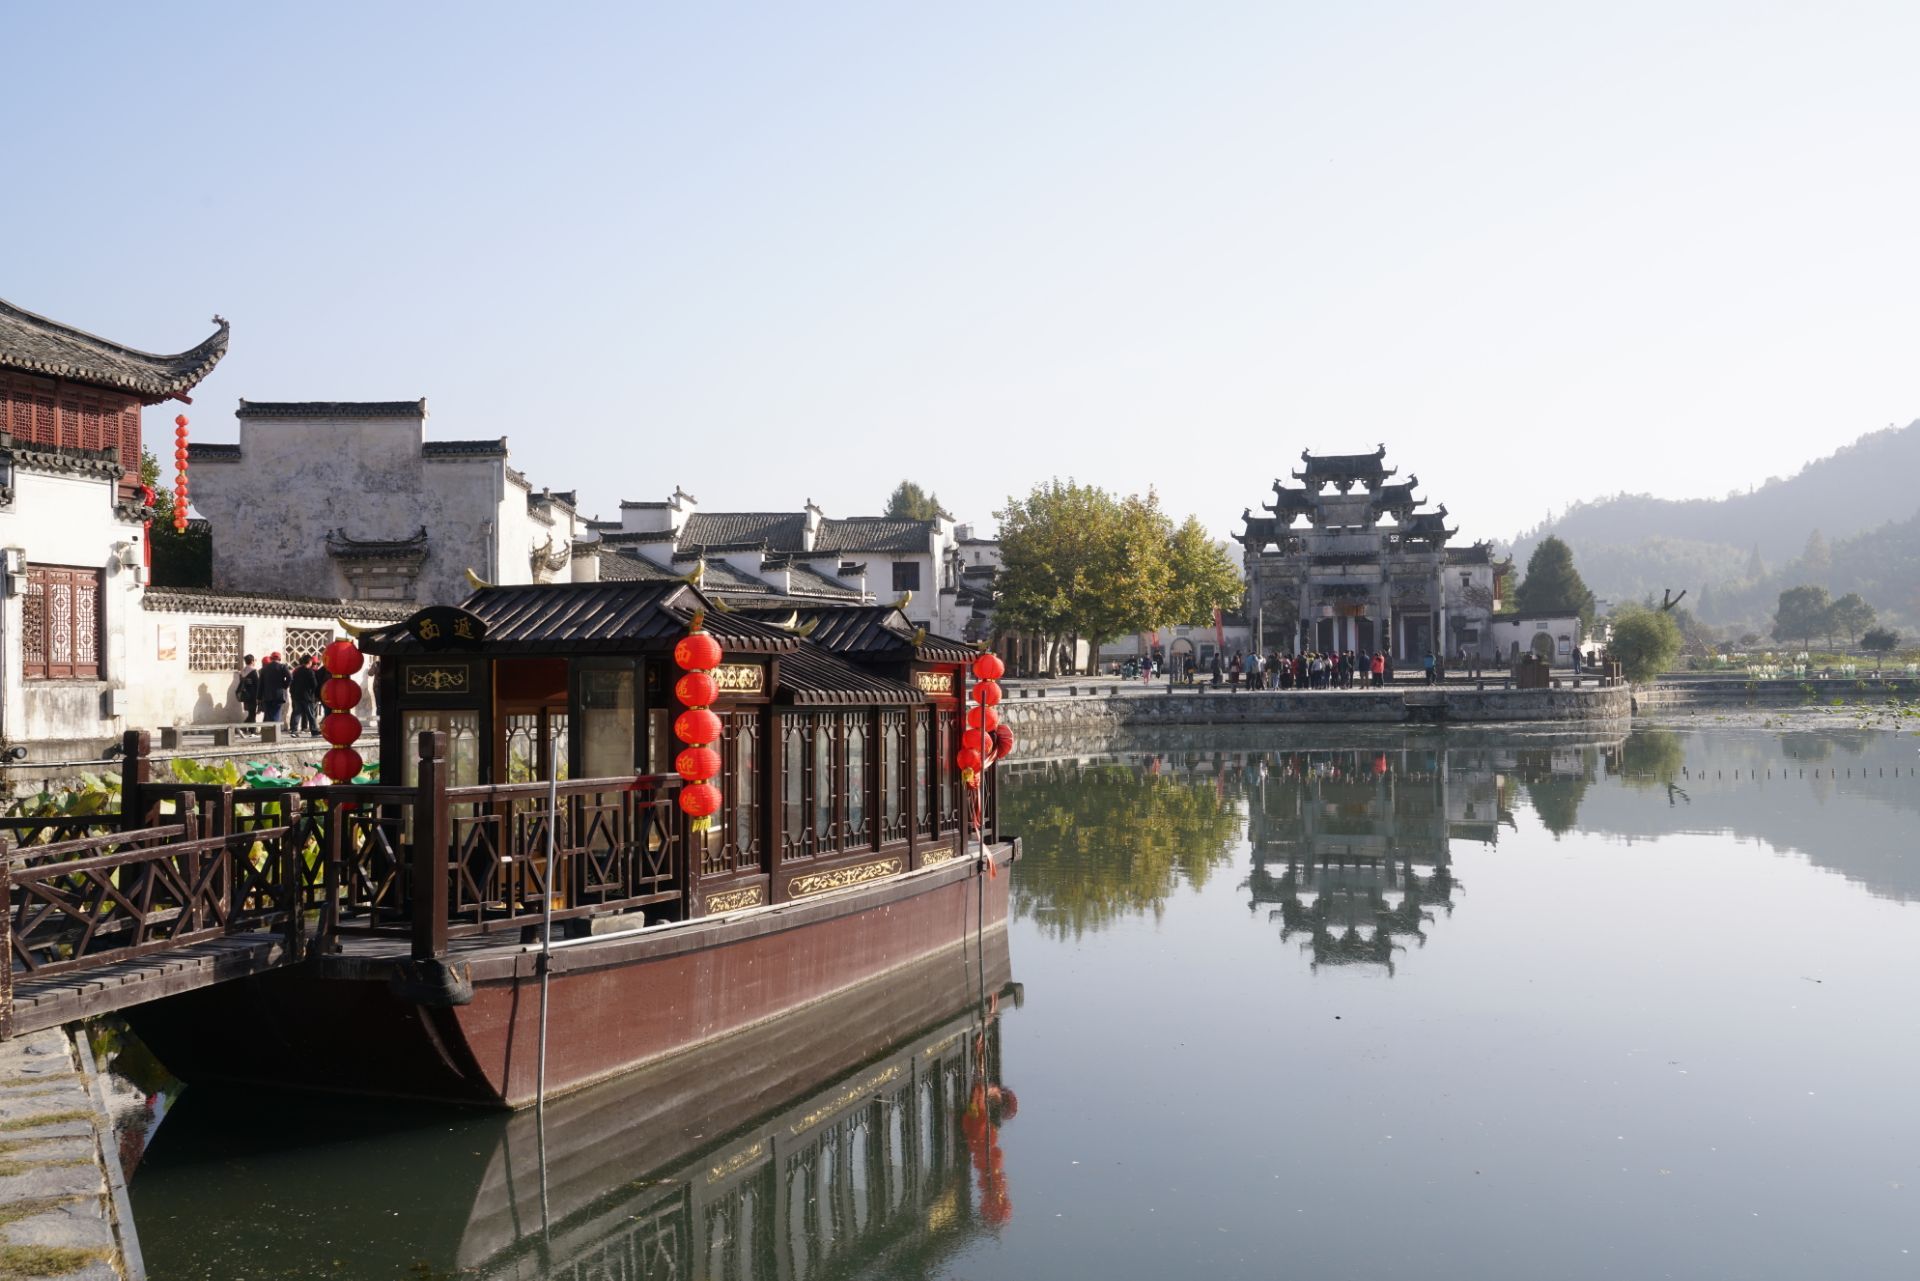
left=6, top=2, right=1917, bottom=545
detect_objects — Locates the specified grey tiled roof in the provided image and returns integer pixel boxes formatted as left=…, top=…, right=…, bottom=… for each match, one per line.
left=141, top=586, right=414, bottom=622
left=680, top=512, right=811, bottom=550
left=186, top=442, right=242, bottom=462
left=592, top=548, right=681, bottom=582
left=0, top=298, right=228, bottom=401
left=239, top=399, right=427, bottom=419
left=786, top=563, right=863, bottom=598
left=814, top=518, right=933, bottom=554
left=422, top=439, right=507, bottom=458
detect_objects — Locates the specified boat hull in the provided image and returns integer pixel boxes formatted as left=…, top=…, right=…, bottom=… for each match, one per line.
left=131, top=841, right=1014, bottom=1107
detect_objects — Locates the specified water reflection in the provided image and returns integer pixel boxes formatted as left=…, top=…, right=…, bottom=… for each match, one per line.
left=132, top=939, right=1016, bottom=1280
left=1000, top=725, right=1920, bottom=957
left=1245, top=750, right=1478, bottom=973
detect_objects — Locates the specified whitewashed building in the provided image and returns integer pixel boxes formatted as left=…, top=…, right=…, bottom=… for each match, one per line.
left=602, top=489, right=999, bottom=637
left=187, top=400, right=592, bottom=606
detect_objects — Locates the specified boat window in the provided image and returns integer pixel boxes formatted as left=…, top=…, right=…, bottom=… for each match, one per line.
left=647, top=708, right=671, bottom=774
left=845, top=713, right=868, bottom=844
left=882, top=710, right=907, bottom=841
left=726, top=709, right=760, bottom=869
left=579, top=667, right=636, bottom=780
left=813, top=716, right=835, bottom=847
left=399, top=709, right=480, bottom=788
left=782, top=714, right=808, bottom=856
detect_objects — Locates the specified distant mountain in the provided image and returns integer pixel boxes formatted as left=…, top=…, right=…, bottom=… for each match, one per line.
left=1510, top=421, right=1920, bottom=627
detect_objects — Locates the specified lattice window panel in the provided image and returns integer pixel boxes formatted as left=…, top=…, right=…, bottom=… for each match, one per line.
left=284, top=627, right=334, bottom=663
left=188, top=625, right=244, bottom=672
left=22, top=566, right=101, bottom=680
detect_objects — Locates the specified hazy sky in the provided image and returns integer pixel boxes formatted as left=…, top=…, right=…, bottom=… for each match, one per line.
left=6, top=2, right=1918, bottom=546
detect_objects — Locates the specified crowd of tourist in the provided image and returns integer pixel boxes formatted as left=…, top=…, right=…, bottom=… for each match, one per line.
left=233, top=651, right=380, bottom=733
left=1125, top=646, right=1508, bottom=689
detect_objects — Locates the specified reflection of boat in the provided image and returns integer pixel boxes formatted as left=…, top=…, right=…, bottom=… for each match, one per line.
left=134, top=932, right=1017, bottom=1280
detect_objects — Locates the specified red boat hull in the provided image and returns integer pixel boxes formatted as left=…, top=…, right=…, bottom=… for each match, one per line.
left=132, top=842, right=1014, bottom=1107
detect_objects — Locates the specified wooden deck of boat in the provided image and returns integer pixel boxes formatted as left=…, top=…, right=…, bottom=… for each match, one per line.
left=7, top=934, right=288, bottom=1038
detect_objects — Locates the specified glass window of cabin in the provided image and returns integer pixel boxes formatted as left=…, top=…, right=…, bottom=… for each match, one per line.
left=503, top=711, right=568, bottom=783
left=647, top=707, right=671, bottom=774
left=579, top=667, right=636, bottom=780
left=909, top=710, right=927, bottom=836
left=813, top=715, right=836, bottom=848
left=845, top=713, right=868, bottom=844
left=882, top=710, right=906, bottom=841
left=726, top=709, right=760, bottom=870
left=399, top=710, right=481, bottom=788
left=781, top=713, right=808, bottom=856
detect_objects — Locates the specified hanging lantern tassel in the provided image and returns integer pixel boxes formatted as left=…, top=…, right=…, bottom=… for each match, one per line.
left=318, top=637, right=368, bottom=782
left=672, top=621, right=726, bottom=833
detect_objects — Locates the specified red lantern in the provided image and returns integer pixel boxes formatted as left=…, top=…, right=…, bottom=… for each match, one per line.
left=973, top=681, right=1002, bottom=707
left=321, top=747, right=363, bottom=783
left=324, top=639, right=365, bottom=676
left=962, top=728, right=990, bottom=754
left=674, top=671, right=718, bottom=707
left=965, top=706, right=1000, bottom=731
left=674, top=632, right=723, bottom=671
left=674, top=707, right=721, bottom=745
left=321, top=677, right=362, bottom=712
left=992, top=724, right=1015, bottom=759
left=972, top=653, right=1005, bottom=681
left=679, top=781, right=722, bottom=819
left=957, top=747, right=983, bottom=771
left=322, top=712, right=362, bottom=746
left=174, top=414, right=188, bottom=430
left=675, top=745, right=721, bottom=782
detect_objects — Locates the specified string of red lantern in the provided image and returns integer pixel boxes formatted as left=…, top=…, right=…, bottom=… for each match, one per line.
left=958, top=651, right=1007, bottom=787
left=172, top=415, right=190, bottom=534
left=319, top=638, right=367, bottom=782
left=673, top=621, right=725, bottom=832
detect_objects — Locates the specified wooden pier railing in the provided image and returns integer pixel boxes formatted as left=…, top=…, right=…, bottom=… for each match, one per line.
left=4, top=723, right=991, bottom=1037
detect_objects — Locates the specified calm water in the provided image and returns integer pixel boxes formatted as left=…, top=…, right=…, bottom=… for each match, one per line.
left=124, top=725, right=1920, bottom=1280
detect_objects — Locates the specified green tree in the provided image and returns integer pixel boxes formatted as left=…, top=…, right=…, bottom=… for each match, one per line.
left=1608, top=604, right=1681, bottom=681
left=1745, top=543, right=1766, bottom=581
left=995, top=481, right=1238, bottom=673
left=1514, top=536, right=1596, bottom=628
left=1163, top=514, right=1243, bottom=628
left=1828, top=593, right=1875, bottom=646
left=1771, top=585, right=1831, bottom=651
left=1861, top=626, right=1900, bottom=664
left=883, top=480, right=943, bottom=521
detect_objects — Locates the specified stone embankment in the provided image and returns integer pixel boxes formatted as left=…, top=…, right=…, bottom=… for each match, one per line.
left=0, top=1029, right=141, bottom=1280
left=996, top=677, right=1630, bottom=740
left=1631, top=675, right=1916, bottom=713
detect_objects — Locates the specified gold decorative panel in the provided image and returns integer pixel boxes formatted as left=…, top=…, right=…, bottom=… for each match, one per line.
left=712, top=663, right=765, bottom=695
left=704, top=885, right=764, bottom=914
left=913, top=670, right=954, bottom=695
left=405, top=665, right=470, bottom=694
left=786, top=856, right=904, bottom=899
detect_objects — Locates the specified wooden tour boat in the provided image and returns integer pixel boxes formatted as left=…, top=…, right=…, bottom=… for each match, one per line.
left=3, top=580, right=1015, bottom=1108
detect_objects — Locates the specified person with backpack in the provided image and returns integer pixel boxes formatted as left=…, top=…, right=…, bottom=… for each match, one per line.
left=236, top=655, right=260, bottom=722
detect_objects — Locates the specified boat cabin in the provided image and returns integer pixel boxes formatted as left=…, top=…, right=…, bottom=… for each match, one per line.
left=360, top=580, right=991, bottom=918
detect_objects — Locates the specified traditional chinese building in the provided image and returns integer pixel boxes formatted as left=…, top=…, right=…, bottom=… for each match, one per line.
left=1237, top=447, right=1510, bottom=660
